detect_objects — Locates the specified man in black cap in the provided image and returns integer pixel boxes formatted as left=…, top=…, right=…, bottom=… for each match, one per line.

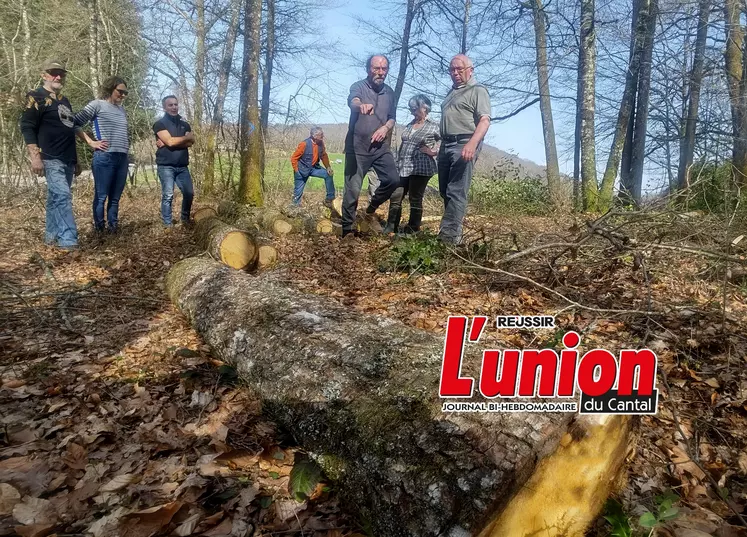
left=20, top=59, right=80, bottom=249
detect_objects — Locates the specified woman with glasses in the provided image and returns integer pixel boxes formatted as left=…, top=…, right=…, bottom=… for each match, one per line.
left=75, top=76, right=130, bottom=234
left=384, top=94, right=441, bottom=234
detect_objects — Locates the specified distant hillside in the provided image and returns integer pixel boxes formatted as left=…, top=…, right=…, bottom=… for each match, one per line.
left=266, top=123, right=546, bottom=181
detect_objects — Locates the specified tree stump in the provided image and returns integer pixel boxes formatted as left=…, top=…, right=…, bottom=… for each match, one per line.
left=166, top=257, right=634, bottom=537
left=194, top=217, right=258, bottom=271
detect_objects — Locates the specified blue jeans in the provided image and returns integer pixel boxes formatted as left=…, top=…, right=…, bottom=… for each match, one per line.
left=43, top=159, right=78, bottom=247
left=158, top=165, right=194, bottom=225
left=91, top=151, right=129, bottom=231
left=293, top=167, right=336, bottom=205
left=437, top=141, right=482, bottom=244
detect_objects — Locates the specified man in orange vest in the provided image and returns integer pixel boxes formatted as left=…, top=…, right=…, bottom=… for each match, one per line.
left=290, top=126, right=336, bottom=208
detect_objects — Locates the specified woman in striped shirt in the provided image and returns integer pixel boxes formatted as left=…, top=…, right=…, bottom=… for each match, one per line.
left=75, top=76, right=130, bottom=234
left=385, top=94, right=441, bottom=234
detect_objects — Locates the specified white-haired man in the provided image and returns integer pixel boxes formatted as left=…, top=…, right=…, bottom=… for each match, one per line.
left=438, top=54, right=492, bottom=244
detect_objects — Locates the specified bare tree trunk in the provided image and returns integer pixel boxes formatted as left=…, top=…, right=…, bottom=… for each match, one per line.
left=530, top=0, right=562, bottom=207
left=179, top=69, right=191, bottom=122
left=724, top=0, right=747, bottom=186
left=204, top=0, right=241, bottom=195
left=260, top=0, right=275, bottom=133
left=599, top=0, right=644, bottom=210
left=677, top=0, right=709, bottom=190
left=98, top=2, right=116, bottom=76
left=194, top=0, right=205, bottom=130
left=461, top=0, right=471, bottom=54
left=627, top=0, right=657, bottom=205
left=88, top=0, right=101, bottom=92
left=580, top=0, right=598, bottom=211
left=573, top=79, right=581, bottom=212
left=20, top=0, right=31, bottom=87
left=394, top=0, right=417, bottom=108
left=238, top=0, right=264, bottom=206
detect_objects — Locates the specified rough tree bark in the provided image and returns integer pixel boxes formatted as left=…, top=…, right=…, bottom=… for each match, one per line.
left=724, top=0, right=747, bottom=186
left=530, top=0, right=562, bottom=207
left=203, top=0, right=241, bottom=195
left=579, top=0, right=598, bottom=212
left=677, top=0, right=709, bottom=191
left=598, top=0, right=644, bottom=211
left=166, top=257, right=634, bottom=537
left=238, top=0, right=265, bottom=206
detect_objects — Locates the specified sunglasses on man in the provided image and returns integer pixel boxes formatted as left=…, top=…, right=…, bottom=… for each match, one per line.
left=46, top=70, right=67, bottom=78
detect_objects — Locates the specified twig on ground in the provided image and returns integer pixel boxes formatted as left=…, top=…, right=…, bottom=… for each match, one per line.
left=451, top=250, right=661, bottom=316
left=30, top=251, right=56, bottom=280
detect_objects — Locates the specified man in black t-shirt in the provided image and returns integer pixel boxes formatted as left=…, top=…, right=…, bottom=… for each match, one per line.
left=153, top=95, right=195, bottom=226
left=20, top=59, right=80, bottom=249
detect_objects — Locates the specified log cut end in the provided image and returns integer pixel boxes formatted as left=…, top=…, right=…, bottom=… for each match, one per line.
left=257, top=245, right=278, bottom=269
left=273, top=220, right=294, bottom=235
left=478, top=414, right=633, bottom=537
left=193, top=207, right=218, bottom=222
left=316, top=219, right=334, bottom=234
left=220, top=231, right=259, bottom=271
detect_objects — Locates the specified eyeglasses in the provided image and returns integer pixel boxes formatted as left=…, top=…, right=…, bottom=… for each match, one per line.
left=448, top=66, right=472, bottom=74
left=46, top=70, right=66, bottom=78
left=115, top=88, right=129, bottom=96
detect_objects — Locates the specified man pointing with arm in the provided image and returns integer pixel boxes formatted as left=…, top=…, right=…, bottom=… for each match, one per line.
left=341, top=55, right=401, bottom=237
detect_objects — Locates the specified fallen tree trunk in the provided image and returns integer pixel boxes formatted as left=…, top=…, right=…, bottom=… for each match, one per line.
left=166, top=257, right=633, bottom=537
left=194, top=217, right=258, bottom=271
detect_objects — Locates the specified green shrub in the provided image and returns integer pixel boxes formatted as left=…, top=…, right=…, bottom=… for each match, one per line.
left=469, top=176, right=550, bottom=215
left=380, top=231, right=448, bottom=274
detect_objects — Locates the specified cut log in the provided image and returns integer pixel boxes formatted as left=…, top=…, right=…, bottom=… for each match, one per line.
left=316, top=218, right=334, bottom=235
left=193, top=207, right=218, bottom=222
left=166, top=257, right=634, bottom=537
left=220, top=202, right=334, bottom=237
left=194, top=217, right=258, bottom=271
left=257, top=244, right=278, bottom=269
left=259, top=209, right=293, bottom=235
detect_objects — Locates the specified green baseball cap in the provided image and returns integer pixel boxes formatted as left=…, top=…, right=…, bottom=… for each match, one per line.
left=40, top=59, right=67, bottom=72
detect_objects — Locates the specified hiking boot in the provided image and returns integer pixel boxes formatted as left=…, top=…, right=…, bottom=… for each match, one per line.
left=323, top=198, right=335, bottom=210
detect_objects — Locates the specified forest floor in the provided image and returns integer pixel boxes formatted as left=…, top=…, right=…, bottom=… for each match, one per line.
left=0, top=180, right=746, bottom=537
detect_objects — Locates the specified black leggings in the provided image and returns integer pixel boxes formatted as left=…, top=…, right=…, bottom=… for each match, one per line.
left=386, top=174, right=431, bottom=232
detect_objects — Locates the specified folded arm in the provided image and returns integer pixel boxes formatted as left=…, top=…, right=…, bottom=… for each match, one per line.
left=156, top=129, right=194, bottom=148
